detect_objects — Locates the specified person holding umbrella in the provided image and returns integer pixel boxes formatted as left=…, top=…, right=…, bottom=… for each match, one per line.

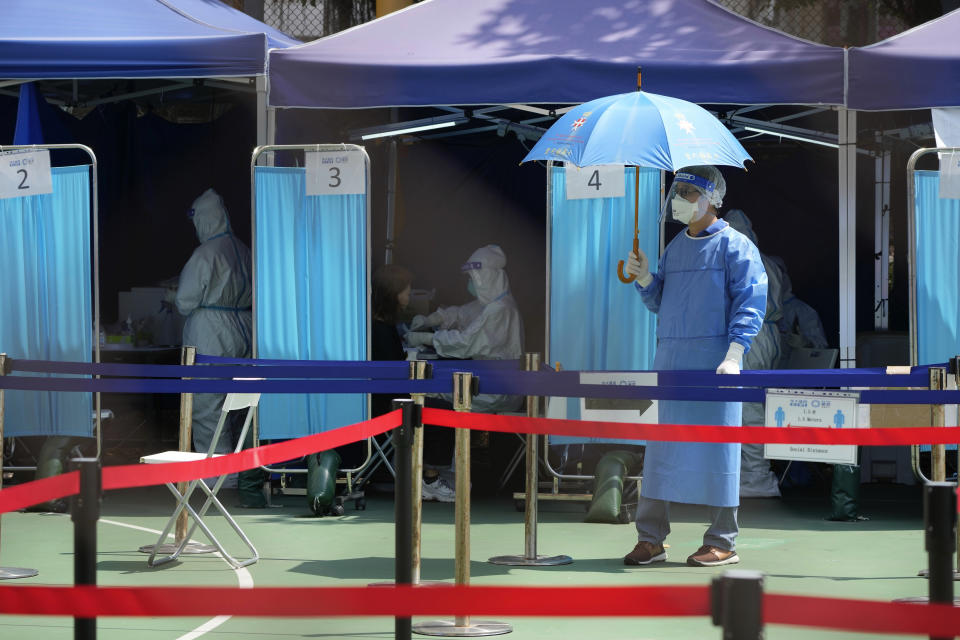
left=622, top=165, right=767, bottom=567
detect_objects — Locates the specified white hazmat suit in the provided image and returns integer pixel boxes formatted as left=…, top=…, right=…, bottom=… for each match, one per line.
left=409, top=245, right=524, bottom=413
left=770, top=256, right=828, bottom=367
left=724, top=210, right=783, bottom=498
left=175, top=188, right=253, bottom=454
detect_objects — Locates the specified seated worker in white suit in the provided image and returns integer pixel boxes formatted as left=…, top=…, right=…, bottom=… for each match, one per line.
left=406, top=244, right=524, bottom=413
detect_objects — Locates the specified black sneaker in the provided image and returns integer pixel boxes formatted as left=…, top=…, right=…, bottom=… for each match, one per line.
left=623, top=541, right=667, bottom=565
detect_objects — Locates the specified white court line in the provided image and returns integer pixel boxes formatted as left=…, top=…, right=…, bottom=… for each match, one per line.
left=98, top=517, right=253, bottom=639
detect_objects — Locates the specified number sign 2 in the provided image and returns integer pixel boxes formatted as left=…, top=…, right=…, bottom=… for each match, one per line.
left=0, top=149, right=53, bottom=200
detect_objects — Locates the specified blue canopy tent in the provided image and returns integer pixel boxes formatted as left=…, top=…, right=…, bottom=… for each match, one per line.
left=266, top=1, right=853, bottom=489
left=0, top=1, right=298, bottom=450
left=2, top=0, right=297, bottom=78
left=847, top=9, right=960, bottom=111
left=267, top=0, right=847, bottom=373
left=846, top=8, right=960, bottom=368
left=1, top=0, right=299, bottom=148
left=269, top=0, right=843, bottom=108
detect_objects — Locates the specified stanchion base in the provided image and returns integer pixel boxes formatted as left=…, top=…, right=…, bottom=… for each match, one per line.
left=138, top=542, right=217, bottom=555
left=413, top=619, right=512, bottom=637
left=487, top=554, right=573, bottom=566
left=0, top=567, right=38, bottom=580
left=916, top=568, right=960, bottom=580
left=893, top=596, right=960, bottom=605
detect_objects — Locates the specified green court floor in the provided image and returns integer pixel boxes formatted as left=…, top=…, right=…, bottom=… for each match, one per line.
left=0, top=482, right=940, bottom=639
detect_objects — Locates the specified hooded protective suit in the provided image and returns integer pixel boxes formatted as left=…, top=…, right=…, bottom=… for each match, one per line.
left=175, top=188, right=253, bottom=454
left=637, top=220, right=766, bottom=506
left=724, top=210, right=783, bottom=498
left=770, top=257, right=828, bottom=367
left=430, top=245, right=524, bottom=412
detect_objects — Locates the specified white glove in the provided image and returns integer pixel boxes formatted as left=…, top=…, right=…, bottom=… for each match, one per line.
left=410, top=311, right=442, bottom=331
left=626, top=250, right=653, bottom=287
left=716, top=342, right=745, bottom=375
left=405, top=332, right=434, bottom=348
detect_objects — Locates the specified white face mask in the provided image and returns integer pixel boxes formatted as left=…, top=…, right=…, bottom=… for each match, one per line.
left=671, top=195, right=700, bottom=224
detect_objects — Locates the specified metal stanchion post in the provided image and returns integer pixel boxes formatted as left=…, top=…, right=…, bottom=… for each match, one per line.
left=394, top=399, right=417, bottom=640
left=927, top=482, right=957, bottom=640
left=489, top=353, right=571, bottom=566
left=711, top=570, right=764, bottom=640
left=0, top=353, right=39, bottom=580
left=898, top=482, right=960, bottom=610
left=410, top=360, right=434, bottom=584
left=71, top=457, right=101, bottom=640
left=372, top=366, right=441, bottom=589
left=932, top=367, right=947, bottom=483
left=953, top=356, right=960, bottom=579
left=139, top=346, right=213, bottom=556
left=414, top=372, right=511, bottom=637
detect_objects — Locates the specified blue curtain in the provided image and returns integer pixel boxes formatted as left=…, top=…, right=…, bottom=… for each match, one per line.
left=915, top=170, right=960, bottom=366
left=0, top=165, right=92, bottom=437
left=254, top=166, right=367, bottom=439
left=549, top=165, right=659, bottom=444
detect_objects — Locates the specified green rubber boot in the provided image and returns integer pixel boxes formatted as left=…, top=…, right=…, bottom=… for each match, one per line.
left=307, top=450, right=341, bottom=516
left=26, top=436, right=72, bottom=512
left=585, top=450, right=640, bottom=524
left=237, top=427, right=267, bottom=508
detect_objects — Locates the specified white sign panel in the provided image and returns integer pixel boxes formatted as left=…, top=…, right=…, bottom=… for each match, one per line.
left=939, top=152, right=960, bottom=199
left=764, top=388, right=859, bottom=465
left=576, top=372, right=658, bottom=444
left=305, top=149, right=365, bottom=196
left=565, top=164, right=625, bottom=200
left=0, top=149, right=53, bottom=200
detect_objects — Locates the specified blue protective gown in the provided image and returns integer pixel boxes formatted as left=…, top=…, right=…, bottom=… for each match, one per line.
left=636, top=220, right=767, bottom=507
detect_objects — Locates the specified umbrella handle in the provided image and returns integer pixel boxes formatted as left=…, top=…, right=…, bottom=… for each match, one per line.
left=616, top=238, right=641, bottom=284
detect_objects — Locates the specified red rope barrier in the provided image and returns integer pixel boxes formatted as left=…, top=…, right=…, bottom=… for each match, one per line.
left=764, top=593, right=960, bottom=637
left=0, top=584, right=958, bottom=636
left=423, top=408, right=960, bottom=446
left=0, top=411, right=401, bottom=514
left=0, top=584, right=705, bottom=617
left=0, top=472, right=78, bottom=514
left=3, top=407, right=958, bottom=513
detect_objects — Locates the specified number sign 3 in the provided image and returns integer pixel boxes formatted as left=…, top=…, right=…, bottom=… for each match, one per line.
left=305, top=149, right=365, bottom=196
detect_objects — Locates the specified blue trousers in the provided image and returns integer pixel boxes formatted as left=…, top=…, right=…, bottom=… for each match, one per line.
left=635, top=496, right=739, bottom=551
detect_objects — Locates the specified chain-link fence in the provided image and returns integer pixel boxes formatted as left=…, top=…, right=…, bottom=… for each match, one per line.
left=263, top=0, right=375, bottom=42
left=714, top=0, right=908, bottom=46
left=258, top=0, right=913, bottom=46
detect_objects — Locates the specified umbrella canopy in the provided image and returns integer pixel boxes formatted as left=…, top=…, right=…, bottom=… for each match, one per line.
left=522, top=91, right=751, bottom=171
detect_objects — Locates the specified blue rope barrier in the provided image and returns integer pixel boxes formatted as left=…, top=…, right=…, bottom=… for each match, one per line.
left=196, top=354, right=524, bottom=372
left=1, top=373, right=958, bottom=405
left=9, top=357, right=939, bottom=388
left=12, top=358, right=411, bottom=379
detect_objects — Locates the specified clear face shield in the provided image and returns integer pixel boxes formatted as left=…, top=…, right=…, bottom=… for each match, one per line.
left=461, top=261, right=481, bottom=297
left=660, top=171, right=718, bottom=226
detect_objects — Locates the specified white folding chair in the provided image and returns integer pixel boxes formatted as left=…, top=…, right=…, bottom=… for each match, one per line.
left=140, top=390, right=261, bottom=568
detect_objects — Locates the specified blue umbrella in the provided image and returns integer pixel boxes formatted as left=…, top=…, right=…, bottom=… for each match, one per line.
left=523, top=87, right=751, bottom=283
left=522, top=90, right=751, bottom=171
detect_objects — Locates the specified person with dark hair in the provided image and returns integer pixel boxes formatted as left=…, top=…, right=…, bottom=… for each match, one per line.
left=371, top=264, right=455, bottom=502
left=371, top=263, right=414, bottom=418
